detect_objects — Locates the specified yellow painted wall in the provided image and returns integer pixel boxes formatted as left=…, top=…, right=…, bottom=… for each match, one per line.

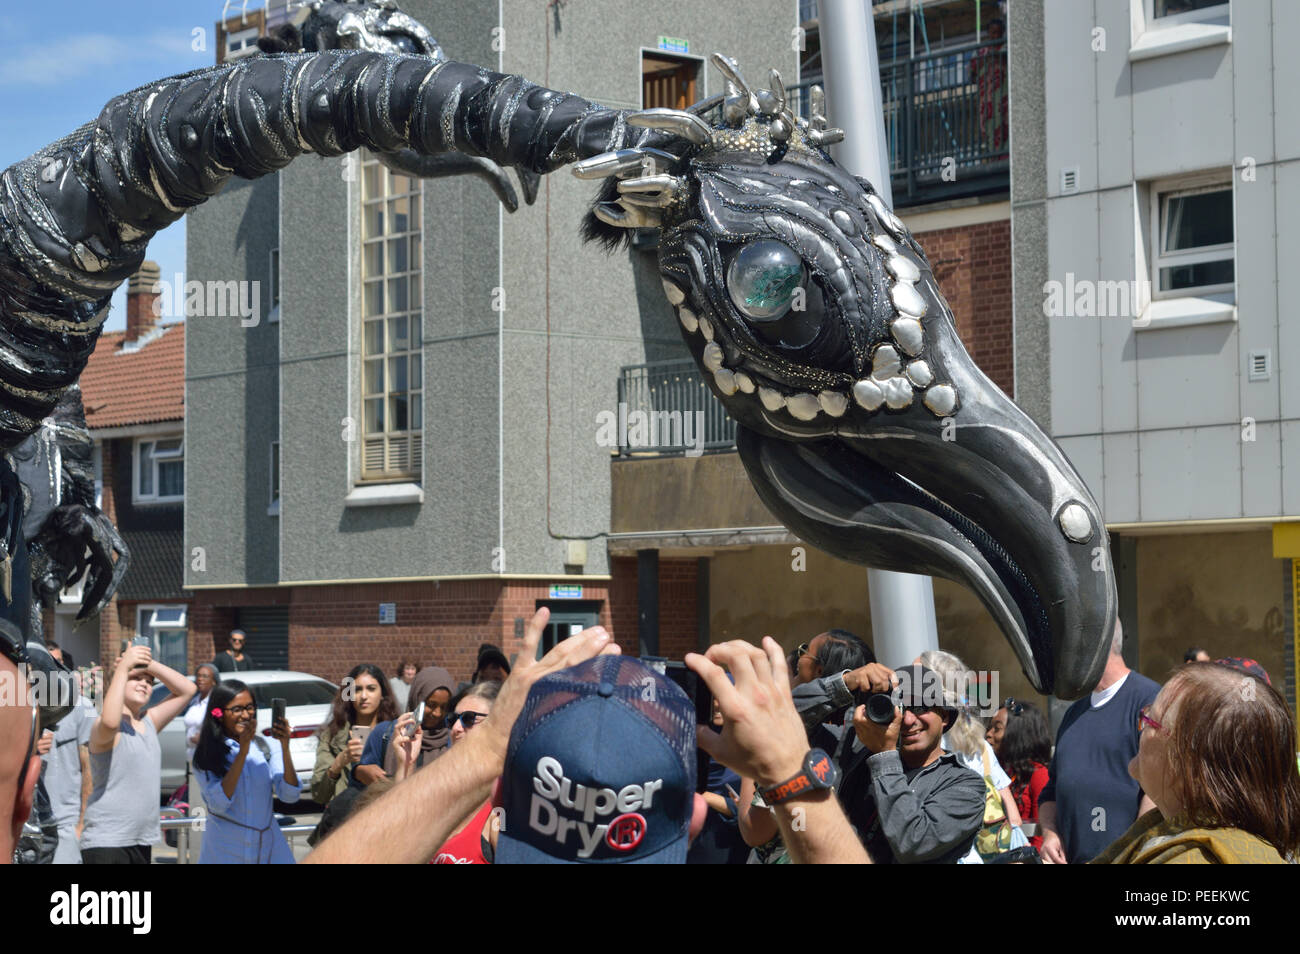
left=1135, top=530, right=1287, bottom=686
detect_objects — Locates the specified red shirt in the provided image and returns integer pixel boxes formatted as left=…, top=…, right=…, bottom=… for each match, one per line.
left=431, top=801, right=494, bottom=864
left=1011, top=762, right=1049, bottom=849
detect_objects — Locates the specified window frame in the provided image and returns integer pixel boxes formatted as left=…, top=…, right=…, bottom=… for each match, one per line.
left=133, top=435, right=185, bottom=505
left=136, top=604, right=189, bottom=674
left=1145, top=0, right=1228, bottom=29
left=357, top=154, right=425, bottom=484
left=225, top=26, right=261, bottom=60
left=1148, top=176, right=1234, bottom=300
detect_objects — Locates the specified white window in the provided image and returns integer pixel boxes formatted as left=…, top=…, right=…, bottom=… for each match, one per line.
left=137, top=605, right=188, bottom=674
left=1151, top=180, right=1233, bottom=298
left=135, top=437, right=184, bottom=504
left=225, top=26, right=260, bottom=60
left=1149, top=0, right=1227, bottom=28
left=359, top=156, right=423, bottom=482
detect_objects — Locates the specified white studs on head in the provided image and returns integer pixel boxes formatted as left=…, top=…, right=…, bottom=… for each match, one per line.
left=872, top=233, right=899, bottom=256
left=886, top=255, right=920, bottom=283
left=662, top=279, right=685, bottom=305
left=678, top=306, right=699, bottom=333
left=734, top=371, right=755, bottom=394
left=853, top=378, right=885, bottom=411
left=818, top=390, right=849, bottom=417
left=702, top=342, right=724, bottom=371
left=906, top=360, right=933, bottom=387
left=1058, top=503, right=1093, bottom=543
left=881, top=376, right=913, bottom=409
left=923, top=384, right=957, bottom=416
left=871, top=344, right=902, bottom=379
left=758, top=386, right=786, bottom=412
left=891, top=318, right=924, bottom=356
left=890, top=282, right=927, bottom=319
left=698, top=315, right=715, bottom=341
left=713, top=368, right=738, bottom=395
left=785, top=393, right=821, bottom=421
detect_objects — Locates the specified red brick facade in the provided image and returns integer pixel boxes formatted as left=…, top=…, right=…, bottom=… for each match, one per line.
left=913, top=217, right=1013, bottom=396
left=187, top=559, right=700, bottom=685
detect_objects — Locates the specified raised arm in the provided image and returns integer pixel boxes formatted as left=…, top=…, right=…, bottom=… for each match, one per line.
left=89, top=645, right=149, bottom=751
left=145, top=661, right=198, bottom=732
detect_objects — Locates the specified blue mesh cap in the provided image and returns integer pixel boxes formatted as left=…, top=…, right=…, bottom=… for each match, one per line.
left=495, top=655, right=697, bottom=864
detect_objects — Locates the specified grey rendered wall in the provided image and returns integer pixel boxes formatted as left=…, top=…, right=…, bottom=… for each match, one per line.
left=499, top=0, right=800, bottom=576
left=185, top=175, right=281, bottom=588
left=277, top=0, right=503, bottom=582
left=1042, top=0, right=1298, bottom=522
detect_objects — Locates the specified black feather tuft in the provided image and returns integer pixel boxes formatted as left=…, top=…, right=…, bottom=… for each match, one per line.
left=257, top=25, right=304, bottom=54
left=579, top=176, right=636, bottom=251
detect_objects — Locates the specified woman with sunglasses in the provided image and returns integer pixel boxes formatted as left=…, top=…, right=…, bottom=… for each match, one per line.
left=192, top=679, right=300, bottom=864
left=415, top=682, right=501, bottom=864
left=1093, top=662, right=1300, bottom=864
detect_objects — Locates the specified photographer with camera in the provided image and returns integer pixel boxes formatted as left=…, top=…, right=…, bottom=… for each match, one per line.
left=829, top=663, right=985, bottom=863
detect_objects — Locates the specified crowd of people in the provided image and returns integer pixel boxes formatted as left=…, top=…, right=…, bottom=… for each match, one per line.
left=3, top=614, right=1299, bottom=865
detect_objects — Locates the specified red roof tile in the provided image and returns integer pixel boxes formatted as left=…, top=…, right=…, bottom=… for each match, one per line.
left=81, top=323, right=185, bottom=430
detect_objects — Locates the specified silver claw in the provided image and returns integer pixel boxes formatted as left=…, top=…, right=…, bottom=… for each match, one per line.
left=810, top=85, right=826, bottom=129
left=616, top=174, right=687, bottom=207
left=769, top=69, right=786, bottom=112
left=686, top=93, right=725, bottom=115
left=571, top=147, right=679, bottom=180
left=626, top=108, right=714, bottom=144
left=808, top=127, right=845, bottom=146
left=594, top=201, right=662, bottom=229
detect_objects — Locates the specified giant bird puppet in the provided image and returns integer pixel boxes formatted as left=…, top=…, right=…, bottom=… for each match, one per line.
left=0, top=0, right=1115, bottom=699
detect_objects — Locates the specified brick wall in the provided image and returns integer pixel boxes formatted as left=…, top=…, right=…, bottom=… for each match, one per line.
left=609, top=556, right=701, bottom=658
left=914, top=218, right=1013, bottom=396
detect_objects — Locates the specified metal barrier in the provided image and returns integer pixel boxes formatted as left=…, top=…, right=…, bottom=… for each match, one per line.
left=616, top=359, right=736, bottom=456
left=159, top=813, right=317, bottom=863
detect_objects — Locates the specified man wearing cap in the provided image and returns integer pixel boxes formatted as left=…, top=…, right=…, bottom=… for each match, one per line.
left=838, top=663, right=985, bottom=863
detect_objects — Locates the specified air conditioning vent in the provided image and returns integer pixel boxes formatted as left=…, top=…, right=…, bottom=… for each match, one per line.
left=1060, top=166, right=1080, bottom=194
left=1248, top=350, right=1271, bottom=382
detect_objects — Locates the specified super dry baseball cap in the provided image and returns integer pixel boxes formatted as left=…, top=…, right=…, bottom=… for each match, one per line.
left=495, top=655, right=696, bottom=864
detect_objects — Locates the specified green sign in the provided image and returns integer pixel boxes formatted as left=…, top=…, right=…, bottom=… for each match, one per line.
left=548, top=584, right=584, bottom=599
left=657, top=36, right=689, bottom=54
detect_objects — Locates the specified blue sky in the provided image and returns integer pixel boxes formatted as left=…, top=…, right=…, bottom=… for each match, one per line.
left=0, top=1, right=252, bottom=330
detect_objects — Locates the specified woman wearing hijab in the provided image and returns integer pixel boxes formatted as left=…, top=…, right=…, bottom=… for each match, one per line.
left=354, top=666, right=455, bottom=784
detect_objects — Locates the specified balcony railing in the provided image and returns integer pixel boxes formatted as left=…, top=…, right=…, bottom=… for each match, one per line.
left=615, top=359, right=735, bottom=457
left=789, top=37, right=1008, bottom=207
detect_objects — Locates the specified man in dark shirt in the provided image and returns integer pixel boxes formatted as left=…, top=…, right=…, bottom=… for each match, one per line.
left=798, top=662, right=984, bottom=863
left=211, top=629, right=256, bottom=673
left=1039, top=622, right=1160, bottom=863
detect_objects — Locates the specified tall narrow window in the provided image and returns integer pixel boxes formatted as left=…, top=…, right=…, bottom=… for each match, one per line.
left=360, top=156, right=423, bottom=481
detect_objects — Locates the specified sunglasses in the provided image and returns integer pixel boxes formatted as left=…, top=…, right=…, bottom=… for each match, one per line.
left=447, top=710, right=487, bottom=730
left=795, top=642, right=824, bottom=666
left=1003, top=697, right=1025, bottom=716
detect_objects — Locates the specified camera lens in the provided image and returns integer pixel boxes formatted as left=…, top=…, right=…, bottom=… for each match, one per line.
left=865, top=692, right=896, bottom=725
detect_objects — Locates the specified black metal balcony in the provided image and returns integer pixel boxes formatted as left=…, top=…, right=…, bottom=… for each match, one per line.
left=615, top=359, right=735, bottom=457
left=789, top=37, right=1008, bottom=208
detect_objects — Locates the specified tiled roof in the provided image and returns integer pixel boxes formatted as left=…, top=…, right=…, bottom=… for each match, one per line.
left=81, top=323, right=185, bottom=430
left=117, top=526, right=187, bottom=602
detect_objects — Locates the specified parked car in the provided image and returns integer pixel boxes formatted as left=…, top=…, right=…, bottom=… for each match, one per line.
left=145, top=670, right=337, bottom=797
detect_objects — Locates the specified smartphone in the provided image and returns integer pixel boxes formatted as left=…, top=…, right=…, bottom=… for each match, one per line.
left=404, top=701, right=425, bottom=738
left=271, top=697, right=286, bottom=728
left=131, top=636, right=150, bottom=649
left=350, top=725, right=372, bottom=744
left=641, top=658, right=712, bottom=794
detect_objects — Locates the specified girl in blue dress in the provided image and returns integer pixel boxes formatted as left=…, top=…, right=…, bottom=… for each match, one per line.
left=193, top=680, right=301, bottom=864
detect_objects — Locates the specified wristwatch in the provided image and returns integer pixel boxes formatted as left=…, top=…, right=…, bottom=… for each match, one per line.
left=760, top=748, right=840, bottom=805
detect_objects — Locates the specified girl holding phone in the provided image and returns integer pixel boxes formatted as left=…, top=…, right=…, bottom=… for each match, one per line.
left=311, top=663, right=398, bottom=806
left=193, top=680, right=300, bottom=864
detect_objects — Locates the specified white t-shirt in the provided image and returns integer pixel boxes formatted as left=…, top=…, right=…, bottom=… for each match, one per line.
left=184, top=693, right=210, bottom=763
left=1090, top=671, right=1129, bottom=709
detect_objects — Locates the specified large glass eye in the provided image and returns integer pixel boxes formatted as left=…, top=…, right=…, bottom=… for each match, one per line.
left=727, top=240, right=805, bottom=321
left=389, top=34, right=420, bottom=54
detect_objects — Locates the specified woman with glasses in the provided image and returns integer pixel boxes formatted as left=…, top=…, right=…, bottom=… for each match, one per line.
left=1093, top=662, right=1300, bottom=864
left=192, top=679, right=301, bottom=864
left=426, top=681, right=501, bottom=864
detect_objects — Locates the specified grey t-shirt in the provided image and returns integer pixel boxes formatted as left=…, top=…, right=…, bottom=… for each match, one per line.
left=81, top=715, right=162, bottom=849
left=41, top=699, right=95, bottom=828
